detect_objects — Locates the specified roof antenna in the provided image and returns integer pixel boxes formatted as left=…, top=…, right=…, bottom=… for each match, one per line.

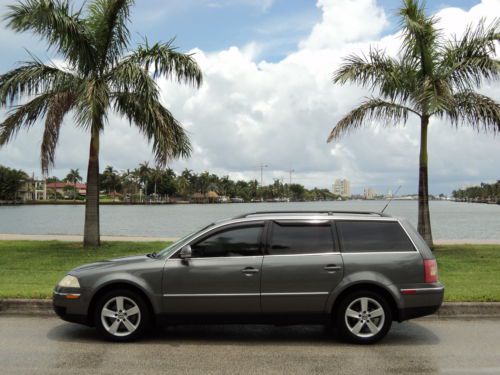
left=381, top=185, right=402, bottom=214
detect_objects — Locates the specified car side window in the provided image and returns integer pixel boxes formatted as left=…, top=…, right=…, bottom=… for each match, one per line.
left=269, top=222, right=335, bottom=255
left=190, top=225, right=263, bottom=258
left=337, top=221, right=415, bottom=253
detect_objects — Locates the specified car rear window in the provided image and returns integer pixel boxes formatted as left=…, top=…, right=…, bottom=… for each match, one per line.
left=269, top=221, right=335, bottom=255
left=336, top=221, right=415, bottom=253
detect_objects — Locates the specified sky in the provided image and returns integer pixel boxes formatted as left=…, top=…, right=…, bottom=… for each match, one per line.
left=0, top=0, right=499, bottom=195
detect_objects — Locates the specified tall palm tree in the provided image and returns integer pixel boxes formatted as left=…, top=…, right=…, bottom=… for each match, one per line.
left=64, top=168, right=82, bottom=201
left=328, top=0, right=500, bottom=247
left=0, top=0, right=202, bottom=246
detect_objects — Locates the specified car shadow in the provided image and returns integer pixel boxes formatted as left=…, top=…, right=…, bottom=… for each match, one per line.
left=47, top=320, right=440, bottom=346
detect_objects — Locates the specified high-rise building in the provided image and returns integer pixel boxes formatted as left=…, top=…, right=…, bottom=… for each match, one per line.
left=333, top=179, right=351, bottom=198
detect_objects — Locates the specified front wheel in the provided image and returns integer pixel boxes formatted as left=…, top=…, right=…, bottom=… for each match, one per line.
left=335, top=290, right=392, bottom=344
left=94, top=289, right=150, bottom=342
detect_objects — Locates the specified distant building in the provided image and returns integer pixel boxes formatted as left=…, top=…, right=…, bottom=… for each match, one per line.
left=333, top=179, right=351, bottom=198
left=46, top=182, right=87, bottom=197
left=364, top=187, right=377, bottom=200
left=17, top=177, right=47, bottom=201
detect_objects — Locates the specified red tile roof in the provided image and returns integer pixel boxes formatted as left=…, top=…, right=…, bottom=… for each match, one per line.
left=47, top=182, right=86, bottom=189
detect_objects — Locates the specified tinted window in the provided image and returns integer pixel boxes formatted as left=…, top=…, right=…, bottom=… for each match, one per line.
left=269, top=222, right=334, bottom=255
left=337, top=221, right=415, bottom=253
left=191, top=226, right=263, bottom=257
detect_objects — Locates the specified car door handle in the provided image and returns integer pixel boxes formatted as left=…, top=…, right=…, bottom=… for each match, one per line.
left=241, top=267, right=260, bottom=275
left=324, top=265, right=342, bottom=272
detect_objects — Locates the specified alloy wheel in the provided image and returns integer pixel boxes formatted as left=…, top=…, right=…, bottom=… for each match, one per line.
left=344, top=297, right=385, bottom=338
left=100, top=296, right=141, bottom=337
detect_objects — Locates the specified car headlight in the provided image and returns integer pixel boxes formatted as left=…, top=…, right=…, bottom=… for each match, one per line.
left=58, top=275, right=80, bottom=288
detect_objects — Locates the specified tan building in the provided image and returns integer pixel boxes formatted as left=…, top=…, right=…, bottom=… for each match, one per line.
left=364, top=187, right=377, bottom=200
left=17, top=178, right=47, bottom=201
left=333, top=179, right=351, bottom=198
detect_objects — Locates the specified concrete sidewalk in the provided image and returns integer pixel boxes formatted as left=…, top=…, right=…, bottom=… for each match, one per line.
left=0, top=234, right=177, bottom=242
left=1, top=299, right=500, bottom=319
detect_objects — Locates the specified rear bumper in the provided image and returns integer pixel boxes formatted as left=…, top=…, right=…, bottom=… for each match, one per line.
left=398, top=283, right=444, bottom=321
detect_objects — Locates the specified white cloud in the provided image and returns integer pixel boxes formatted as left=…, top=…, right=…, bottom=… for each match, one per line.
left=1, top=0, right=499, bottom=194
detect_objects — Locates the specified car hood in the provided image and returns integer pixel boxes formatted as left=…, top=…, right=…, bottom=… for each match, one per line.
left=70, top=255, right=153, bottom=274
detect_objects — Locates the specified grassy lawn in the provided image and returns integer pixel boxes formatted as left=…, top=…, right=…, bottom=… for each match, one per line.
left=0, top=241, right=499, bottom=301
left=0, top=241, right=170, bottom=299
left=434, top=245, right=500, bottom=302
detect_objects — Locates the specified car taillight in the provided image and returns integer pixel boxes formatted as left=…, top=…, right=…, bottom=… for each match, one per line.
left=424, top=259, right=438, bottom=283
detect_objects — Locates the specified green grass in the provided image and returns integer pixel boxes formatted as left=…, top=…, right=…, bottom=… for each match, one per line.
left=0, top=241, right=170, bottom=299
left=434, top=245, right=500, bottom=302
left=0, top=241, right=499, bottom=301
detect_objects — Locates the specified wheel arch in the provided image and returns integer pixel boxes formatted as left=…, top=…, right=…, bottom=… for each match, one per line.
left=87, top=281, right=156, bottom=326
left=330, top=283, right=400, bottom=322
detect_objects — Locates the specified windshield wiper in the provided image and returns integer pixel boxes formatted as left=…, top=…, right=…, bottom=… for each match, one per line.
left=146, top=252, right=158, bottom=259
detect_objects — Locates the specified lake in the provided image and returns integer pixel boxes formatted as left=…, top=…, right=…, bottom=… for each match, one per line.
left=0, top=200, right=499, bottom=241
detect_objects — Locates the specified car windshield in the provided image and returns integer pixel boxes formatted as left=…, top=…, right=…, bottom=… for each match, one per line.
left=157, top=223, right=215, bottom=257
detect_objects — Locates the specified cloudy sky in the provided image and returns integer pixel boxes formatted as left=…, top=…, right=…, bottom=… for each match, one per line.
left=0, top=0, right=499, bottom=195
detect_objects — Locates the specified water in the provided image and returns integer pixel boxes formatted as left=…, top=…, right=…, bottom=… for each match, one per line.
left=0, top=201, right=498, bottom=240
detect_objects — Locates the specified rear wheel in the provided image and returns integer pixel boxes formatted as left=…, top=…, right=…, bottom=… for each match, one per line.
left=335, top=290, right=392, bottom=344
left=94, top=289, right=150, bottom=342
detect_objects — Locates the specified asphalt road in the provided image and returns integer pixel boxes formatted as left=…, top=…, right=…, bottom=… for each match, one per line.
left=1, top=316, right=499, bottom=375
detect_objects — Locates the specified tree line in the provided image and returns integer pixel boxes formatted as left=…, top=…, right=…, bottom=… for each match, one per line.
left=452, top=181, right=500, bottom=202
left=0, top=163, right=339, bottom=202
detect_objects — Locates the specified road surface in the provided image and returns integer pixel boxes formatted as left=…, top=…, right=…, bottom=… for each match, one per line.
left=0, top=316, right=499, bottom=374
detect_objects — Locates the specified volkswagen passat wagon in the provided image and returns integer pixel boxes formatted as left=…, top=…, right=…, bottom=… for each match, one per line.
left=53, top=211, right=444, bottom=344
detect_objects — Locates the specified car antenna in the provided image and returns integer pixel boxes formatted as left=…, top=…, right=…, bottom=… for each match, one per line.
left=381, top=185, right=402, bottom=214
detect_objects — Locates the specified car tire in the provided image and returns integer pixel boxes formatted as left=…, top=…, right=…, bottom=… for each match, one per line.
left=335, top=290, right=392, bottom=344
left=94, top=289, right=151, bottom=342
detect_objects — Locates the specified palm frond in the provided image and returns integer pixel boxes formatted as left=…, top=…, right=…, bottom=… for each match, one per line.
left=128, top=39, right=203, bottom=87
left=87, top=0, right=132, bottom=68
left=41, top=91, right=76, bottom=173
left=439, top=19, right=500, bottom=91
left=106, top=60, right=159, bottom=100
left=444, top=91, right=500, bottom=133
left=4, top=0, right=95, bottom=73
left=399, top=0, right=440, bottom=76
left=327, top=98, right=416, bottom=142
left=113, top=91, right=191, bottom=165
left=333, top=48, right=418, bottom=103
left=0, top=92, right=54, bottom=145
left=0, top=60, right=78, bottom=106
left=73, top=79, right=110, bottom=131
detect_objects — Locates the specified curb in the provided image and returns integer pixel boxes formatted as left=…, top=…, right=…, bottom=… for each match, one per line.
left=1, top=299, right=500, bottom=319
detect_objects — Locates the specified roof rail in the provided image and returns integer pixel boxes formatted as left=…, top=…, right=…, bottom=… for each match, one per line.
left=233, top=210, right=390, bottom=219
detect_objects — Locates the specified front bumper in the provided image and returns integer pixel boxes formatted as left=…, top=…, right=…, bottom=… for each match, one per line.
left=398, top=283, right=445, bottom=321
left=52, top=287, right=92, bottom=326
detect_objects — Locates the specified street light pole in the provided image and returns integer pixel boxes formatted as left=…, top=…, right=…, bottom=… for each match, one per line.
left=259, top=164, right=268, bottom=187
left=288, top=169, right=295, bottom=185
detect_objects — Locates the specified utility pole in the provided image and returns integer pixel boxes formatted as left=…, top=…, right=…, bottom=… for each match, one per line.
left=259, top=164, right=268, bottom=187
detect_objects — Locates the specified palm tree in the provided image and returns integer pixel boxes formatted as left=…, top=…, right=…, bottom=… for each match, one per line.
left=137, top=161, right=151, bottom=201
left=64, top=168, right=82, bottom=201
left=328, top=0, right=500, bottom=247
left=101, top=165, right=120, bottom=201
left=0, top=0, right=202, bottom=246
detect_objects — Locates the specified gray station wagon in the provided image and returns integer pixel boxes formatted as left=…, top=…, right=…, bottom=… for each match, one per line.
left=53, top=211, right=444, bottom=344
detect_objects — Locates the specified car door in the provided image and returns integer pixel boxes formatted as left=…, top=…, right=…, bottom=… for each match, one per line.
left=162, top=222, right=264, bottom=314
left=261, top=220, right=344, bottom=313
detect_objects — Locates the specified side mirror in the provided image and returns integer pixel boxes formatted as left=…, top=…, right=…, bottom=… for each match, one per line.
left=179, top=245, right=192, bottom=259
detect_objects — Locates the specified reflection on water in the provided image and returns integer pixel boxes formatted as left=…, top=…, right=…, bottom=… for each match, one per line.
left=0, top=200, right=499, bottom=240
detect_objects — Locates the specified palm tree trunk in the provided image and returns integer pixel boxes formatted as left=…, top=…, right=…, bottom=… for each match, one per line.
left=84, top=129, right=100, bottom=247
left=417, top=115, right=433, bottom=248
